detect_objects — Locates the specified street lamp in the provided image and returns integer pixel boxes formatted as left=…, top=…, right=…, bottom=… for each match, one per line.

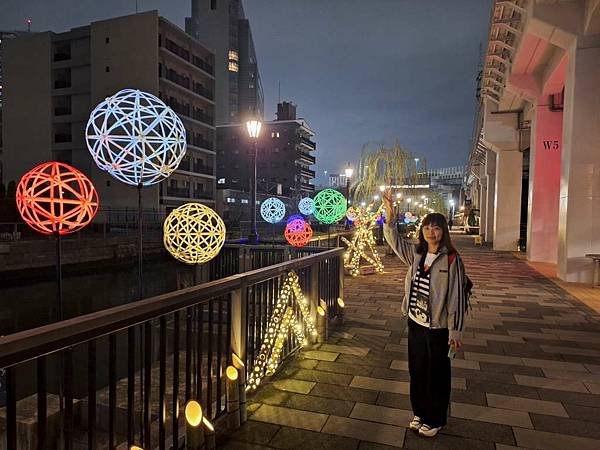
left=246, top=119, right=262, bottom=244
left=344, top=165, right=353, bottom=201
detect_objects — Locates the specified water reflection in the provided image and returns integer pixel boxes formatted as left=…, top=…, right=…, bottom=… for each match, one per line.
left=0, top=255, right=197, bottom=335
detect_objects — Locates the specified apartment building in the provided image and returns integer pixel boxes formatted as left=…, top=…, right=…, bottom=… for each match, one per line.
left=2, top=11, right=216, bottom=213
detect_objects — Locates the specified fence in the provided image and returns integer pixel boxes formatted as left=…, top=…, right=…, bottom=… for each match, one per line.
left=0, top=247, right=344, bottom=449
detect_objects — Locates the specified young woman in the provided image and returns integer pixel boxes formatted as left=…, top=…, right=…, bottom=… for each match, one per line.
left=382, top=190, right=469, bottom=437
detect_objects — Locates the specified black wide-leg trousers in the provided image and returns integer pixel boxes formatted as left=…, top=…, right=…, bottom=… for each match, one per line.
left=408, top=317, right=451, bottom=428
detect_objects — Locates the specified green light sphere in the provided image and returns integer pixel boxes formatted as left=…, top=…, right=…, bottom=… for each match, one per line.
left=314, top=189, right=347, bottom=224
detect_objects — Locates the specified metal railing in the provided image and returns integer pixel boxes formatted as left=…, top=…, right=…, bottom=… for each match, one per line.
left=0, top=247, right=343, bottom=449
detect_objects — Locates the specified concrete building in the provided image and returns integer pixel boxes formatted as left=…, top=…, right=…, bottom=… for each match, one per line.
left=186, top=0, right=264, bottom=125
left=216, top=101, right=316, bottom=223
left=328, top=173, right=348, bottom=189
left=2, top=11, right=216, bottom=214
left=0, top=30, right=29, bottom=186
left=467, top=0, right=600, bottom=282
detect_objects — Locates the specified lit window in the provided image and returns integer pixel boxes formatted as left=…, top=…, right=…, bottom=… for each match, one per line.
left=228, top=50, right=239, bottom=61
left=276, top=132, right=280, bottom=138
left=217, top=178, right=225, bottom=184
left=228, top=61, right=238, bottom=72
left=249, top=83, right=254, bottom=89
left=241, top=199, right=249, bottom=204
left=226, top=197, right=236, bottom=203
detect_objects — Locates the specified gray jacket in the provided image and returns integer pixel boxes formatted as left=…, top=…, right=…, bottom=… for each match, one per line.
left=383, top=223, right=468, bottom=341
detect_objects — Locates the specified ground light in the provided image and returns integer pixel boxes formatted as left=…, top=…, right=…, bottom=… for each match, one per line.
left=185, top=400, right=205, bottom=450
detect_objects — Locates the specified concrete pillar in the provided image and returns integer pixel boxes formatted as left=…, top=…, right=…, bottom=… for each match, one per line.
left=485, top=150, right=496, bottom=243
left=558, top=41, right=600, bottom=282
left=493, top=150, right=523, bottom=251
left=527, top=102, right=563, bottom=263
left=479, top=176, right=487, bottom=238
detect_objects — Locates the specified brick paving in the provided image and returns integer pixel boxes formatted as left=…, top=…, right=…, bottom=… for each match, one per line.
left=220, top=235, right=600, bottom=449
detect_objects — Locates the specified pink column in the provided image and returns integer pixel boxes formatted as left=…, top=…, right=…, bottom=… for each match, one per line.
left=527, top=102, right=563, bottom=263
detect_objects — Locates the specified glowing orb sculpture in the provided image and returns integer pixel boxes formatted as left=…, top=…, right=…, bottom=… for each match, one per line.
left=260, top=197, right=285, bottom=224
left=285, top=219, right=313, bottom=247
left=163, top=203, right=226, bottom=264
left=313, top=189, right=347, bottom=224
left=298, top=197, right=315, bottom=215
left=85, top=89, right=187, bottom=186
left=287, top=214, right=304, bottom=224
left=16, top=162, right=99, bottom=235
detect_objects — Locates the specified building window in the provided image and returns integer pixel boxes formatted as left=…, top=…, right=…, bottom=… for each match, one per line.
left=249, top=83, right=254, bottom=89
left=105, top=66, right=110, bottom=72
left=241, top=199, right=249, bottom=204
left=228, top=61, right=239, bottom=72
left=105, top=37, right=110, bottom=44
left=228, top=50, right=239, bottom=61
left=211, top=0, right=217, bottom=10
left=226, top=197, right=236, bottom=203
left=218, top=178, right=225, bottom=184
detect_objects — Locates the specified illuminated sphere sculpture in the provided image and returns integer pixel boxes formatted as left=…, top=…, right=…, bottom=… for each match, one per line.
left=260, top=197, right=286, bottom=224
left=313, top=189, right=347, bottom=224
left=163, top=203, right=226, bottom=264
left=85, top=89, right=187, bottom=186
left=16, top=162, right=99, bottom=235
left=287, top=214, right=304, bottom=224
left=298, top=197, right=315, bottom=216
left=285, top=219, right=313, bottom=247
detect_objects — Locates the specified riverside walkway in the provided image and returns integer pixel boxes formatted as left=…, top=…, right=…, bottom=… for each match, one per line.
left=220, top=235, right=600, bottom=450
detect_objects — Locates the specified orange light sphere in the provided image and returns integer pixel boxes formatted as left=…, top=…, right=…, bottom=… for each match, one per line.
left=284, top=219, right=313, bottom=248
left=16, top=162, right=99, bottom=235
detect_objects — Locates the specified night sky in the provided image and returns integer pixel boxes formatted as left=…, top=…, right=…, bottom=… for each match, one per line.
left=1, top=0, right=492, bottom=183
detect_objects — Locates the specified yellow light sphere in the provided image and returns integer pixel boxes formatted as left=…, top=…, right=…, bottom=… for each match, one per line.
left=163, top=202, right=226, bottom=264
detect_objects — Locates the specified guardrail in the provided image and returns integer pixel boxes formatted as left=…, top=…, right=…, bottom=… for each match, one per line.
left=0, top=247, right=344, bottom=449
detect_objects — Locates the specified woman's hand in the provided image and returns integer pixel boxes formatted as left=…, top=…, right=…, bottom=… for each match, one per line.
left=449, top=339, right=462, bottom=351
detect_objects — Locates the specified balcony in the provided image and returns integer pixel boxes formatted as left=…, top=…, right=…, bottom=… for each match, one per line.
left=53, top=52, right=71, bottom=62
left=177, top=160, right=190, bottom=172
left=54, top=80, right=71, bottom=89
left=188, top=136, right=214, bottom=151
left=301, top=182, right=315, bottom=192
left=165, top=69, right=190, bottom=90
left=301, top=167, right=316, bottom=178
left=54, top=133, right=72, bottom=143
left=166, top=187, right=190, bottom=198
left=54, top=106, right=72, bottom=116
left=192, top=109, right=214, bottom=126
left=192, top=55, right=214, bottom=75
left=299, top=136, right=316, bottom=150
left=192, top=83, right=214, bottom=101
left=164, top=38, right=214, bottom=75
left=194, top=164, right=214, bottom=176
left=300, top=153, right=316, bottom=165
left=194, top=189, right=214, bottom=200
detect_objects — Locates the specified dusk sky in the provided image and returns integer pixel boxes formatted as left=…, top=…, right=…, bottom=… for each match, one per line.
left=1, top=0, right=492, bottom=183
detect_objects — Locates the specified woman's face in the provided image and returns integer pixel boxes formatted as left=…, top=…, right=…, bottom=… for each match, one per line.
left=422, top=223, right=443, bottom=246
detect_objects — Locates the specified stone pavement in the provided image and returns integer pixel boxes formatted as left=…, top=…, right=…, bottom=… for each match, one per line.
left=219, top=235, right=600, bottom=449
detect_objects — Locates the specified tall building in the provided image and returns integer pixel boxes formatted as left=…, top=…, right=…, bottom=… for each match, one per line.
left=0, top=30, right=28, bottom=185
left=215, top=101, right=316, bottom=223
left=186, top=0, right=263, bottom=125
left=2, top=11, right=216, bottom=213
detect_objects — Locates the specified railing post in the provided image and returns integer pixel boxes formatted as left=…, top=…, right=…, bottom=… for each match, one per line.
left=309, top=262, right=319, bottom=342
left=230, top=283, right=248, bottom=424
left=338, top=253, right=345, bottom=305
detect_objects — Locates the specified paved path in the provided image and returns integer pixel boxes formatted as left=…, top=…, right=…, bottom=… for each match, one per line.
left=220, top=235, right=600, bottom=449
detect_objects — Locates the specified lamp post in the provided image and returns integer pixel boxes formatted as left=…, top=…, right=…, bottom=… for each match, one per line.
left=344, top=165, right=353, bottom=202
left=246, top=119, right=262, bottom=244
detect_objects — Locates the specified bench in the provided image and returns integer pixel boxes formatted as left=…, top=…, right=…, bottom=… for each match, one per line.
left=585, top=254, right=600, bottom=288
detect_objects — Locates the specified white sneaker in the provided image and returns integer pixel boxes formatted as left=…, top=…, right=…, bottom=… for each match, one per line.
left=408, top=416, right=422, bottom=431
left=418, top=424, right=442, bottom=437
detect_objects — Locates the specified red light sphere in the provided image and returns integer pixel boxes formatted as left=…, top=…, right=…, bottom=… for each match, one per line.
left=16, top=162, right=99, bottom=235
left=284, top=218, right=313, bottom=248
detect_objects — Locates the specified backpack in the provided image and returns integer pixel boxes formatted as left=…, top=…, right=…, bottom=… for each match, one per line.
left=448, top=252, right=473, bottom=314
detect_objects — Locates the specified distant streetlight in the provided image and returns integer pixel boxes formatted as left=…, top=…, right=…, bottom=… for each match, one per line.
left=373, top=195, right=380, bottom=201
left=344, top=165, right=353, bottom=201
left=407, top=198, right=412, bottom=204
left=396, top=193, right=402, bottom=199
left=379, top=185, right=386, bottom=192
left=246, top=119, right=262, bottom=244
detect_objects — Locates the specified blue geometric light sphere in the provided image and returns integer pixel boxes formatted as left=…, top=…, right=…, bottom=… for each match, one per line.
left=85, top=89, right=187, bottom=186
left=298, top=197, right=315, bottom=215
left=287, top=214, right=304, bottom=224
left=260, top=197, right=286, bottom=224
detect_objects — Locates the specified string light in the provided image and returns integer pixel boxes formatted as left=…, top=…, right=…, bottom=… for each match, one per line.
left=163, top=203, right=226, bottom=264
left=85, top=88, right=187, bottom=186
left=313, top=188, right=346, bottom=224
left=247, top=271, right=317, bottom=390
left=341, top=203, right=385, bottom=277
left=16, top=162, right=99, bottom=235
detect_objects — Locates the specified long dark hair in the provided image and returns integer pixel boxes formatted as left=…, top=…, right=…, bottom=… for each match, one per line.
left=416, top=213, right=457, bottom=255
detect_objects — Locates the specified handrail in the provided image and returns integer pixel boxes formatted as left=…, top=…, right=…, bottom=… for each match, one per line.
left=0, top=247, right=343, bottom=368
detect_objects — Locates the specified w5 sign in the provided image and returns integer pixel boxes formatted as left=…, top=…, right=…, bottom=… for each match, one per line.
left=542, top=140, right=560, bottom=150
